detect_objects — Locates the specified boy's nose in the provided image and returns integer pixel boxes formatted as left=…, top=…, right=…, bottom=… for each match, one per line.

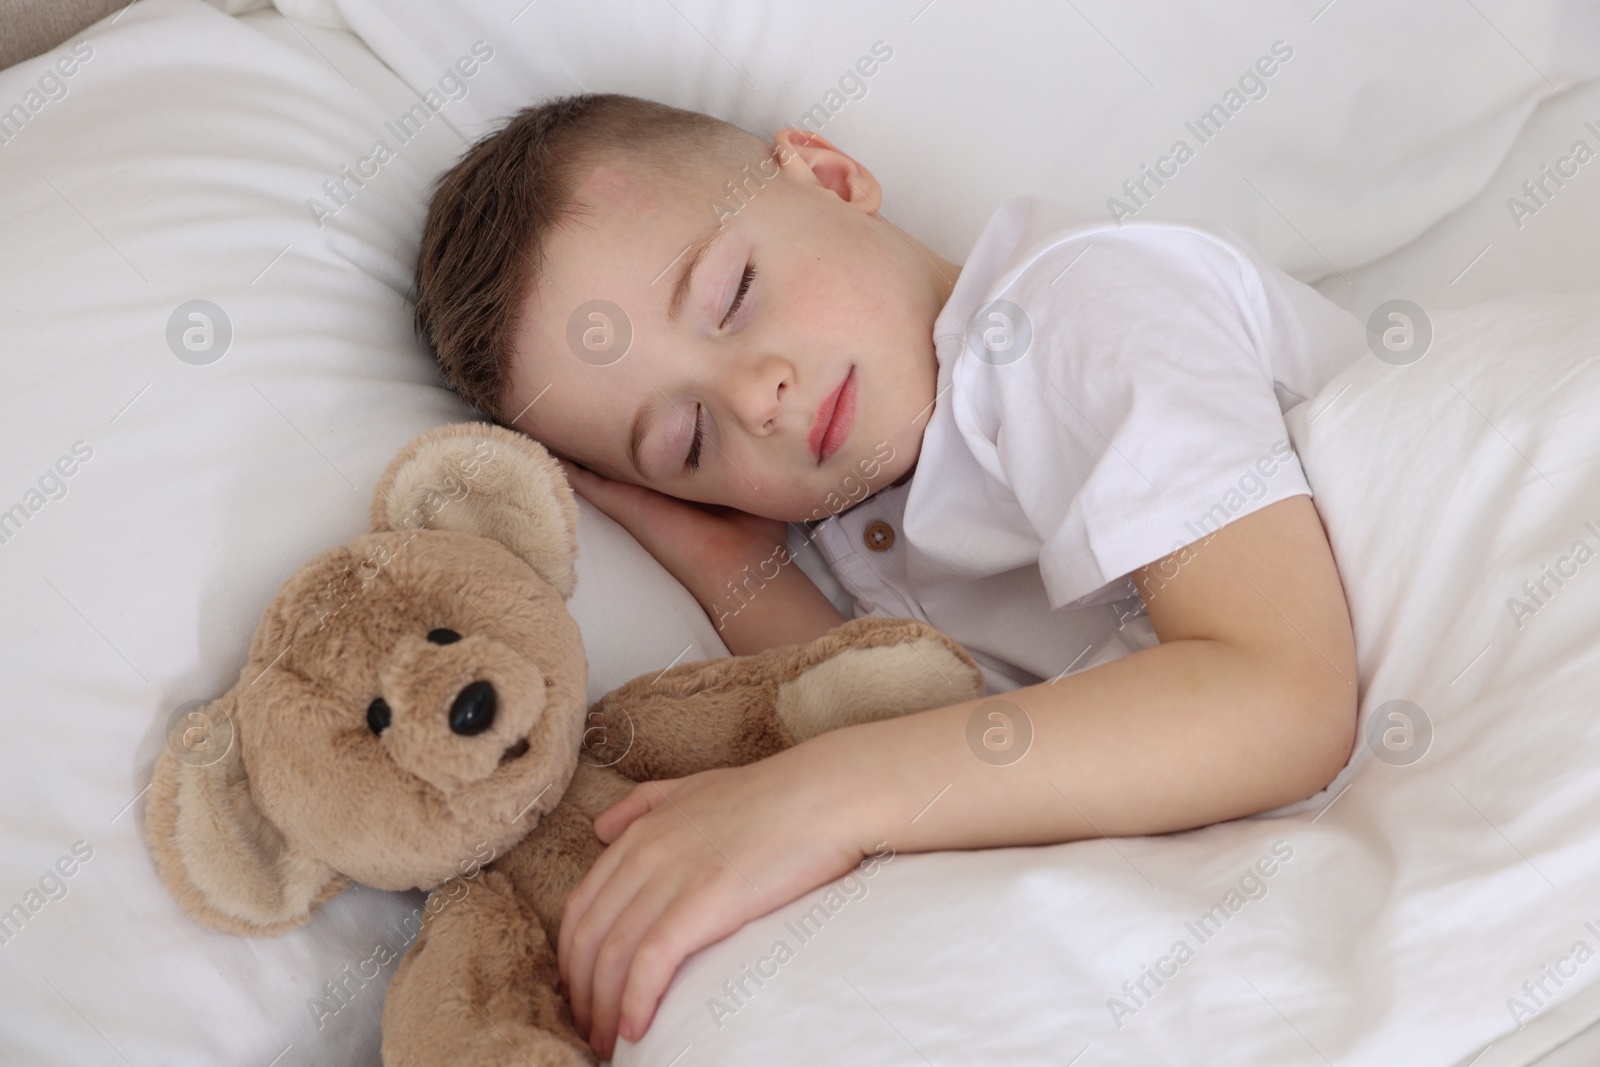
left=723, top=357, right=788, bottom=434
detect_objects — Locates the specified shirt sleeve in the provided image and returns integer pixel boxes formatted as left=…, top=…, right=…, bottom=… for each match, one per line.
left=953, top=226, right=1313, bottom=611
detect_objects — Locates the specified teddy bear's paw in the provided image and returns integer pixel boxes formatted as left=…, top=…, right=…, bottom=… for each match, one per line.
left=470, top=1027, right=596, bottom=1067
left=772, top=617, right=987, bottom=742
left=518, top=1036, right=595, bottom=1067
left=582, top=616, right=987, bottom=782
left=381, top=870, right=597, bottom=1067
left=382, top=1025, right=595, bottom=1067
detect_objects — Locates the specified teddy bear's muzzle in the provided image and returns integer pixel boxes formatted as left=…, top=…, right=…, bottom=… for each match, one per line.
left=375, top=633, right=549, bottom=794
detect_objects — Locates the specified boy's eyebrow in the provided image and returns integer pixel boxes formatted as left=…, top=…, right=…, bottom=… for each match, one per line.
left=665, top=222, right=729, bottom=323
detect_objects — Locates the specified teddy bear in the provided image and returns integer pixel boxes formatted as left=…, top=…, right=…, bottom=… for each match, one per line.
left=143, top=421, right=984, bottom=1065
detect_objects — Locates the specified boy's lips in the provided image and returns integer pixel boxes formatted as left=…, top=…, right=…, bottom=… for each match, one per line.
left=809, top=366, right=857, bottom=464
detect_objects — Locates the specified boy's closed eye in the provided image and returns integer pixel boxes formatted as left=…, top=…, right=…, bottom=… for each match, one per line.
left=684, top=403, right=705, bottom=471
left=684, top=260, right=758, bottom=473
left=720, top=261, right=757, bottom=331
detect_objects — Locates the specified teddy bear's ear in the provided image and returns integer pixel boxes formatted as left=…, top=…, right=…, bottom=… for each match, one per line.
left=370, top=422, right=579, bottom=600
left=145, top=693, right=348, bottom=936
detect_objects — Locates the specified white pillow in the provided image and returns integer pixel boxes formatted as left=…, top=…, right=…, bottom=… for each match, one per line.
left=310, top=0, right=1599, bottom=282
left=1311, top=74, right=1600, bottom=317
left=0, top=1, right=728, bottom=1062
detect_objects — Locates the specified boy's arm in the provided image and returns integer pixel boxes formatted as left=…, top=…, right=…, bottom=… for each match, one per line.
left=560, top=493, right=1359, bottom=1055
left=555, top=458, right=845, bottom=655
left=679, top=538, right=848, bottom=656
left=804, top=492, right=1359, bottom=850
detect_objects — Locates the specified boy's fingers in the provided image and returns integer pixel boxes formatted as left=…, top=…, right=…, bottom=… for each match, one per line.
left=585, top=878, right=679, bottom=1057
left=554, top=457, right=599, bottom=489
left=564, top=779, right=689, bottom=1003
left=559, top=464, right=621, bottom=507
left=595, top=779, right=681, bottom=844
left=556, top=457, right=630, bottom=503
left=563, top=841, right=655, bottom=1038
left=558, top=831, right=629, bottom=990
left=560, top=467, right=664, bottom=536
left=617, top=881, right=750, bottom=1048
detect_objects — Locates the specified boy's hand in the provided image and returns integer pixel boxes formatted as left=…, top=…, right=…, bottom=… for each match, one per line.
left=556, top=458, right=787, bottom=590
left=557, top=459, right=848, bottom=654
left=557, top=754, right=862, bottom=1060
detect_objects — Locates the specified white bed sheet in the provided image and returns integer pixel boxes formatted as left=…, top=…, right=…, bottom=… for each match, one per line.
left=1311, top=73, right=1600, bottom=1067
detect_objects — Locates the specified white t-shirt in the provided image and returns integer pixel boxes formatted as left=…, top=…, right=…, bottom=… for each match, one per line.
left=806, top=196, right=1367, bottom=695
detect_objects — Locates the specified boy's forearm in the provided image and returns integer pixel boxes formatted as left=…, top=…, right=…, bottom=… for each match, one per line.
left=683, top=548, right=847, bottom=656
left=792, top=635, right=1354, bottom=854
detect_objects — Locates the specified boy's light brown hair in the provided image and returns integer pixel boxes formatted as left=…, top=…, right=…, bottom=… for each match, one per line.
left=413, top=93, right=769, bottom=424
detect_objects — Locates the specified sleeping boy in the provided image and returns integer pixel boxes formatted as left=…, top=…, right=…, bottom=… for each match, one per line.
left=412, top=92, right=1365, bottom=1058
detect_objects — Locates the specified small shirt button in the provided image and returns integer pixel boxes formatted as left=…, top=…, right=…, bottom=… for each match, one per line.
left=863, top=520, right=895, bottom=552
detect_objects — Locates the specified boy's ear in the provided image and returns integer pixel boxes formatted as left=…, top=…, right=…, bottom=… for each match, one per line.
left=369, top=422, right=580, bottom=599
left=772, top=127, right=882, bottom=215
left=145, top=693, right=348, bottom=936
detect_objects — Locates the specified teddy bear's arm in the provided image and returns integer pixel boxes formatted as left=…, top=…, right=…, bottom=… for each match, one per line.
left=381, top=865, right=595, bottom=1067
left=582, top=616, right=984, bottom=781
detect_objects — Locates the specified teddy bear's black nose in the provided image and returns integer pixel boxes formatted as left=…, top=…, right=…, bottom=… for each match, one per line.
left=449, top=680, right=496, bottom=736
left=427, top=628, right=461, bottom=645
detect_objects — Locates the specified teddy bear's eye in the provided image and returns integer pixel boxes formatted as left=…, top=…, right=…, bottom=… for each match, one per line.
left=427, top=628, right=461, bottom=645
left=367, top=697, right=392, bottom=735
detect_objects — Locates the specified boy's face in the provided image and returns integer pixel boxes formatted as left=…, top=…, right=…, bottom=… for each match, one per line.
left=506, top=129, right=958, bottom=523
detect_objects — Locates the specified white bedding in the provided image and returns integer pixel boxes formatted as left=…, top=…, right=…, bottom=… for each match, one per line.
left=2, top=0, right=1599, bottom=1064
left=313, top=0, right=1600, bottom=288
left=620, top=292, right=1600, bottom=1066
left=0, top=4, right=728, bottom=1064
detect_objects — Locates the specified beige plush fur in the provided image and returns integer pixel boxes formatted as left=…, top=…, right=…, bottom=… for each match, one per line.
left=143, top=422, right=983, bottom=1066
